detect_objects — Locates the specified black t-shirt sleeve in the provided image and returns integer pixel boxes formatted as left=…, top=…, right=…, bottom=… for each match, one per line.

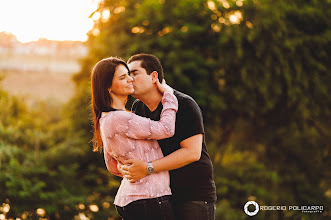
left=177, top=97, right=205, bottom=143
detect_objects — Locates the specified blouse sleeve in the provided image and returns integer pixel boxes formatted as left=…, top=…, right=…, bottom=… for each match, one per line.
left=104, top=149, right=123, bottom=177
left=114, top=91, right=178, bottom=140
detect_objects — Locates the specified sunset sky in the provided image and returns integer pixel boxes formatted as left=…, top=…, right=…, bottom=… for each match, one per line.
left=0, top=0, right=100, bottom=43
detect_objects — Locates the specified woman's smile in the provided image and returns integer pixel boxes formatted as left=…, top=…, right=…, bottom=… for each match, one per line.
left=126, top=83, right=133, bottom=89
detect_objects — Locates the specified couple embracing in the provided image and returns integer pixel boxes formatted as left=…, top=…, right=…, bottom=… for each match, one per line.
left=91, top=54, right=217, bottom=220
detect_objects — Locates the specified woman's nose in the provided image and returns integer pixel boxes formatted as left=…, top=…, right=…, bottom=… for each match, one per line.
left=128, top=75, right=133, bottom=82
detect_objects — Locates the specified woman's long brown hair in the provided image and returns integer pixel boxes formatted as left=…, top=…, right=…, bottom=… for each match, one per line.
left=90, top=57, right=129, bottom=152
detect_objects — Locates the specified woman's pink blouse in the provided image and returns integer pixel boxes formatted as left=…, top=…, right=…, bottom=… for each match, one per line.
left=99, top=91, right=178, bottom=207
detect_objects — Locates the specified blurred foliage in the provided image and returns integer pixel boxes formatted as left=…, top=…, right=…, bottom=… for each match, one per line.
left=0, top=87, right=120, bottom=219
left=1, top=0, right=331, bottom=219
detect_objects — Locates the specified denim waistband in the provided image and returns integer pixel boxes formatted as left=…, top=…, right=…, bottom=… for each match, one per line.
left=125, top=195, right=171, bottom=207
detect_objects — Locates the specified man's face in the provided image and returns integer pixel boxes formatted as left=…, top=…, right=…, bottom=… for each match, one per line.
left=128, top=60, right=154, bottom=98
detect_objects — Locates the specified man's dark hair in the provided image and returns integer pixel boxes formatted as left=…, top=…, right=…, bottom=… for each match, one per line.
left=127, top=53, right=164, bottom=82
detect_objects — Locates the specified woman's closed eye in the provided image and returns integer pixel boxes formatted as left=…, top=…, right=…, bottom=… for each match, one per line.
left=119, top=73, right=129, bottom=80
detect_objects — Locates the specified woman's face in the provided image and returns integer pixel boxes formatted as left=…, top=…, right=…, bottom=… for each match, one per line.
left=109, top=64, right=134, bottom=96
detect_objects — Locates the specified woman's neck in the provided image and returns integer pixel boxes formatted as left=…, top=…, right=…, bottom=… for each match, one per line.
left=110, top=95, right=127, bottom=110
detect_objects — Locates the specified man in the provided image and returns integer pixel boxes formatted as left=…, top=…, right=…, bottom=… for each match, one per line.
left=122, top=53, right=217, bottom=220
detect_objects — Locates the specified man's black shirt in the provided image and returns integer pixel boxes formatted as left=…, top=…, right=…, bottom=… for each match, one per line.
left=132, top=90, right=217, bottom=203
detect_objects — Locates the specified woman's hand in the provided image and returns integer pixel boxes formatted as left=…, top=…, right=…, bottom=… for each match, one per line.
left=156, top=79, right=173, bottom=94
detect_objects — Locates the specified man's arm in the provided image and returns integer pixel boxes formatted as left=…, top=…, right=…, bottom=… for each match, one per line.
left=122, top=134, right=202, bottom=182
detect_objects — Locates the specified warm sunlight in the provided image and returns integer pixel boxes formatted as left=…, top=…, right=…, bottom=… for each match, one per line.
left=0, top=0, right=100, bottom=43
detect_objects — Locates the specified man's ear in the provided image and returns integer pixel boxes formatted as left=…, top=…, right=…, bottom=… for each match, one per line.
left=151, top=71, right=158, bottom=83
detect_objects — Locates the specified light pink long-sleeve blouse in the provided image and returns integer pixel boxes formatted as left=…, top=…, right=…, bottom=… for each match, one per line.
left=99, top=91, right=178, bottom=207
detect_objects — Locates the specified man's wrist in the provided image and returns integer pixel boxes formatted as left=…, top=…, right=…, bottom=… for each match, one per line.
left=146, top=162, right=154, bottom=174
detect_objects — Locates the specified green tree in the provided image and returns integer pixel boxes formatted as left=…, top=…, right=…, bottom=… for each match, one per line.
left=0, top=84, right=120, bottom=219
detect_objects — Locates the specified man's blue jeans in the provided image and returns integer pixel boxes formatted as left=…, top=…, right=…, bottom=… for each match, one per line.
left=172, top=200, right=216, bottom=220
left=115, top=195, right=174, bottom=220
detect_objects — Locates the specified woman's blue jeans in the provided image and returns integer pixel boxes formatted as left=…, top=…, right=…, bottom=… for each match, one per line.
left=115, top=195, right=174, bottom=220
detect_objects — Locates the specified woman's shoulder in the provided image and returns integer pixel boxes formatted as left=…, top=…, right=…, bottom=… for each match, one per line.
left=100, top=110, right=134, bottom=124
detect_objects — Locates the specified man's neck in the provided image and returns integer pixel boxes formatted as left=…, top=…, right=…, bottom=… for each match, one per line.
left=138, top=91, right=163, bottom=112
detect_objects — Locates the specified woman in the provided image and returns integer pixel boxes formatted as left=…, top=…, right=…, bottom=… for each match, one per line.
left=90, top=57, right=178, bottom=220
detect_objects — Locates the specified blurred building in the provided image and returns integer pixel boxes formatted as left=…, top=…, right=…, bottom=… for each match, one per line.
left=0, top=32, right=88, bottom=73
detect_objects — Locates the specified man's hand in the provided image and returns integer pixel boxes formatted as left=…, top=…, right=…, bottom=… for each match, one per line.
left=121, top=159, right=148, bottom=183
left=117, top=161, right=125, bottom=176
